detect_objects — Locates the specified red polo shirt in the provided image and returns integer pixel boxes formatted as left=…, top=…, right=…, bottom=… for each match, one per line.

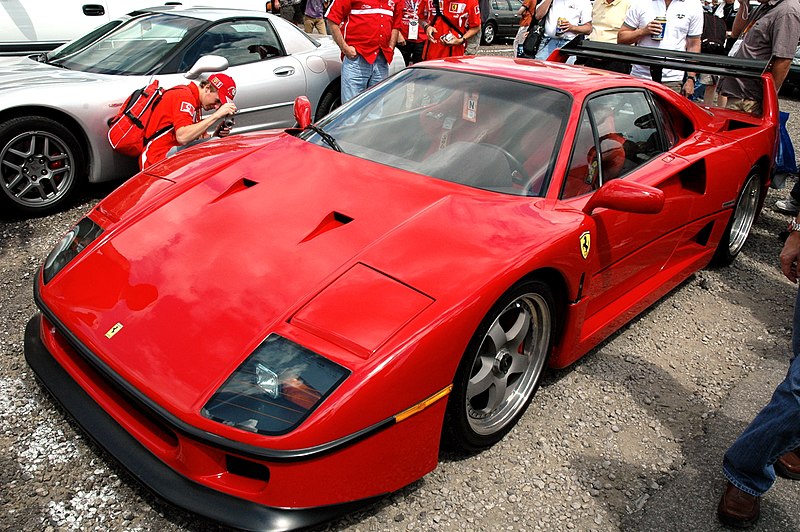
left=422, top=0, right=481, bottom=60
left=140, top=83, right=201, bottom=170
left=327, top=0, right=403, bottom=63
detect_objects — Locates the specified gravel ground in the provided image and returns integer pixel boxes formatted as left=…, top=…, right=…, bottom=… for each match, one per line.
left=3, top=70, right=800, bottom=532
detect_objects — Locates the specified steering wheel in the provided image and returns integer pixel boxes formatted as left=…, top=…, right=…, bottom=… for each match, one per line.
left=478, top=143, right=530, bottom=185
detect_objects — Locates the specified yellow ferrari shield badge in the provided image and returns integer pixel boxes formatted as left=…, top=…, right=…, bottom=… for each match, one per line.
left=105, top=322, right=123, bottom=339
left=580, top=231, right=591, bottom=259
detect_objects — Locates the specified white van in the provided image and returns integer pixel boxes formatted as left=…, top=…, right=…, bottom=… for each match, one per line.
left=0, top=0, right=268, bottom=55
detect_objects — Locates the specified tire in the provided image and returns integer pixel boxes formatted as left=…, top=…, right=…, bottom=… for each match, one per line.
left=481, top=22, right=497, bottom=46
left=712, top=171, right=761, bottom=266
left=0, top=116, right=85, bottom=216
left=443, top=279, right=555, bottom=452
left=315, top=86, right=341, bottom=121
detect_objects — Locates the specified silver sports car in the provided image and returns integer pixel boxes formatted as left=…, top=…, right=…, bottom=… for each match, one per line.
left=0, top=6, right=403, bottom=215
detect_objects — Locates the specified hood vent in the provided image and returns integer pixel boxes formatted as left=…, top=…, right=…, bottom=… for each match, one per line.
left=300, top=211, right=353, bottom=243
left=211, top=177, right=258, bottom=203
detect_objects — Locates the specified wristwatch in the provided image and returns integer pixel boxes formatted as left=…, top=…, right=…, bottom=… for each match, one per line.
left=788, top=219, right=800, bottom=233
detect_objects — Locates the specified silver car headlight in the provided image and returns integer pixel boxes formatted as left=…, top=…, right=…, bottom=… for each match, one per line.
left=201, top=334, right=350, bottom=435
left=42, top=218, right=104, bottom=284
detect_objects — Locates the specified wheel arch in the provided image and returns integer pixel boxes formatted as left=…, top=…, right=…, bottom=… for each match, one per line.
left=0, top=105, right=92, bottom=175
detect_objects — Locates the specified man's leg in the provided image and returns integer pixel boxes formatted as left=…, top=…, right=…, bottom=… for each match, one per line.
left=719, top=286, right=800, bottom=526
left=366, top=53, right=389, bottom=89
left=340, top=55, right=371, bottom=103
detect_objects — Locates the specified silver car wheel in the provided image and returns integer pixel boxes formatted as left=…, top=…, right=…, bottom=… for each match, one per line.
left=466, top=291, right=550, bottom=436
left=0, top=129, right=76, bottom=210
left=728, top=173, right=760, bottom=256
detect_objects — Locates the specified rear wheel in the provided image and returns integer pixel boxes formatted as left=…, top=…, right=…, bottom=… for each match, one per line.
left=444, top=279, right=555, bottom=452
left=481, top=22, right=497, bottom=46
left=0, top=116, right=85, bottom=215
left=712, top=171, right=761, bottom=266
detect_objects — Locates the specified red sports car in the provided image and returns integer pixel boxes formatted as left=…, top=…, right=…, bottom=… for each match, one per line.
left=25, top=44, right=778, bottom=530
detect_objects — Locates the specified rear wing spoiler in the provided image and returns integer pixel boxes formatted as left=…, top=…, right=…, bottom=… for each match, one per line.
left=553, top=39, right=772, bottom=79
left=551, top=38, right=772, bottom=78
left=552, top=39, right=779, bottom=122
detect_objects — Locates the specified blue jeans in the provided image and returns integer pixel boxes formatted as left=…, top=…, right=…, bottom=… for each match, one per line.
left=534, top=36, right=576, bottom=64
left=723, top=286, right=800, bottom=496
left=341, top=53, right=388, bottom=103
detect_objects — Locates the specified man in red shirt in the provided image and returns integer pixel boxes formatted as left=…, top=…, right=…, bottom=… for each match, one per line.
left=421, top=0, right=481, bottom=60
left=140, top=73, right=237, bottom=170
left=397, top=0, right=428, bottom=65
left=326, top=0, right=403, bottom=102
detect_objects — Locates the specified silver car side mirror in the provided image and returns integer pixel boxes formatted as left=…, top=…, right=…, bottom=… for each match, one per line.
left=184, top=55, right=229, bottom=79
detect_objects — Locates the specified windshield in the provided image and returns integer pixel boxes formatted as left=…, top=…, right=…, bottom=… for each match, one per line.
left=47, top=19, right=125, bottom=62
left=308, top=68, right=571, bottom=197
left=49, top=13, right=206, bottom=75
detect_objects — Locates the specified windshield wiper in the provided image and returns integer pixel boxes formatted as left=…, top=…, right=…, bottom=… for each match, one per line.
left=303, top=125, right=343, bottom=153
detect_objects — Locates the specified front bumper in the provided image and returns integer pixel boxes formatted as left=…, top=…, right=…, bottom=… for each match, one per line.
left=24, top=314, right=382, bottom=531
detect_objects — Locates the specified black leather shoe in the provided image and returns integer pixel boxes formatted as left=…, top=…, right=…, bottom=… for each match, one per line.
left=775, top=449, right=800, bottom=480
left=717, top=482, right=760, bottom=528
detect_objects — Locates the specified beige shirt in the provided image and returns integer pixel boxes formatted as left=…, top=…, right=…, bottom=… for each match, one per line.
left=589, top=0, right=632, bottom=43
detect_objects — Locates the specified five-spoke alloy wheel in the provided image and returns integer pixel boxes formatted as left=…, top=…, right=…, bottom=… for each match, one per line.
left=0, top=117, right=84, bottom=215
left=445, top=279, right=555, bottom=451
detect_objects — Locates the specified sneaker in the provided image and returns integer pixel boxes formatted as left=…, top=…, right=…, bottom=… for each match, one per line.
left=775, top=197, right=800, bottom=215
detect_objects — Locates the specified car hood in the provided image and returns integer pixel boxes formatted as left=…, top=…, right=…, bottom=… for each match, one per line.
left=40, top=134, right=562, bottom=422
left=0, top=56, right=106, bottom=90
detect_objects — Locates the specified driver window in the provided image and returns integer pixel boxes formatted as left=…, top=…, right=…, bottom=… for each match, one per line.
left=179, top=20, right=283, bottom=71
left=562, top=92, right=664, bottom=199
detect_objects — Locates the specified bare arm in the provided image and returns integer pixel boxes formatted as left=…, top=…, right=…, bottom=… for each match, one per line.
left=534, top=0, right=552, bottom=21
left=617, top=20, right=662, bottom=44
left=730, top=0, right=750, bottom=38
left=328, top=23, right=358, bottom=59
left=771, top=57, right=793, bottom=92
left=781, top=228, right=800, bottom=283
left=567, top=21, right=592, bottom=36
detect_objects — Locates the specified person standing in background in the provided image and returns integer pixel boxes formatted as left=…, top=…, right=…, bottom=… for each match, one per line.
left=533, top=0, right=592, bottom=63
left=397, top=0, right=428, bottom=64
left=465, top=0, right=491, bottom=54
left=326, top=0, right=402, bottom=102
left=584, top=0, right=632, bottom=72
left=617, top=0, right=704, bottom=97
left=513, top=0, right=536, bottom=57
left=421, top=0, right=482, bottom=60
left=304, top=0, right=328, bottom=34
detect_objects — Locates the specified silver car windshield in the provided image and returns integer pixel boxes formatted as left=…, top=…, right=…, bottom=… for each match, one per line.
left=309, top=68, right=571, bottom=197
left=49, top=13, right=205, bottom=75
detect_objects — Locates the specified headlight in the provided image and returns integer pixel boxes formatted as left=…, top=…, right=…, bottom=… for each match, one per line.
left=42, top=218, right=104, bottom=284
left=201, top=334, right=350, bottom=435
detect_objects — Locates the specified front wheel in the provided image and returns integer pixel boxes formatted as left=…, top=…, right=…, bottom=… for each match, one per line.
left=0, top=116, right=85, bottom=216
left=444, top=279, right=555, bottom=452
left=712, top=172, right=761, bottom=266
left=315, top=86, right=341, bottom=121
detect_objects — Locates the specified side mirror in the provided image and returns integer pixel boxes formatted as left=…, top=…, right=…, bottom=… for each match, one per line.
left=184, top=55, right=229, bottom=79
left=294, top=96, right=312, bottom=129
left=583, top=179, right=664, bottom=215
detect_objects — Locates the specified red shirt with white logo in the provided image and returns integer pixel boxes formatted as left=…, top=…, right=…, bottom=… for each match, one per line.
left=326, top=0, right=403, bottom=63
left=140, top=83, right=200, bottom=170
left=422, top=0, right=480, bottom=60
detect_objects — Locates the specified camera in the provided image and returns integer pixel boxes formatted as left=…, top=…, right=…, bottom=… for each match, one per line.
left=223, top=117, right=235, bottom=128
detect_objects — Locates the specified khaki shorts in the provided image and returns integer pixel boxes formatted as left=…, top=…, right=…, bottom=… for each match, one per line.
left=725, top=97, right=762, bottom=115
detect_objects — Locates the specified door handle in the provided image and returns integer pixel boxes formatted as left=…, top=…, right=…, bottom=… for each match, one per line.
left=273, top=66, right=295, bottom=76
left=82, top=4, right=106, bottom=16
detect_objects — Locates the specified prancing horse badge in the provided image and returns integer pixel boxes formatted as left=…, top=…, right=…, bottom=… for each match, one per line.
left=580, top=231, right=591, bottom=259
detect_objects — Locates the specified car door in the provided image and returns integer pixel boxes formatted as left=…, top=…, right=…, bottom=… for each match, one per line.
left=172, top=18, right=307, bottom=131
left=559, top=90, right=699, bottom=328
left=505, top=0, right=524, bottom=37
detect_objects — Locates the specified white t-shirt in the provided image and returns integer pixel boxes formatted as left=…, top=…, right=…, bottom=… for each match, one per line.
left=543, top=0, right=593, bottom=39
left=623, top=0, right=704, bottom=81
